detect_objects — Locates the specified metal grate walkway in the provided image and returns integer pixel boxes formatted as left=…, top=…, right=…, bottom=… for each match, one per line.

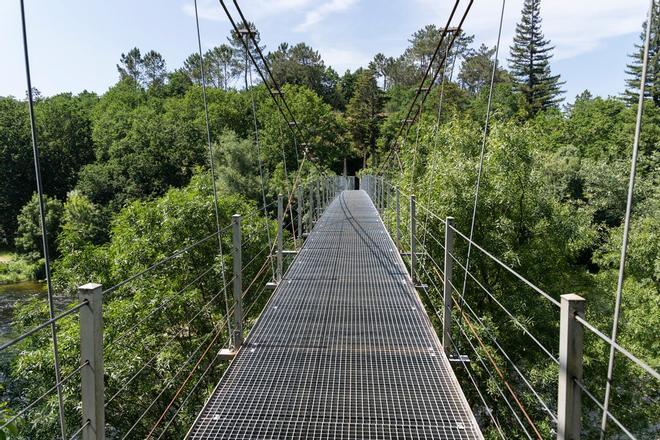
left=187, top=190, right=482, bottom=439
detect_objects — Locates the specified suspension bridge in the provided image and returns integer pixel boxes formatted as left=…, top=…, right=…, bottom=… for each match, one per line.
left=4, top=0, right=658, bottom=438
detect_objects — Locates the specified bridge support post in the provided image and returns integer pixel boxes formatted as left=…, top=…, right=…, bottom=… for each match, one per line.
left=410, top=194, right=416, bottom=285
left=78, top=283, right=105, bottom=440
left=396, top=189, right=401, bottom=247
left=297, top=187, right=303, bottom=245
left=558, top=294, right=585, bottom=440
left=277, top=194, right=284, bottom=282
left=308, top=183, right=314, bottom=233
left=318, top=179, right=321, bottom=211
left=443, top=217, right=455, bottom=356
left=232, top=214, right=244, bottom=348
left=380, top=178, right=385, bottom=213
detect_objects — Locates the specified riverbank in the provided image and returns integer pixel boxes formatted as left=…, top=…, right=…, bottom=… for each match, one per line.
left=0, top=252, right=39, bottom=284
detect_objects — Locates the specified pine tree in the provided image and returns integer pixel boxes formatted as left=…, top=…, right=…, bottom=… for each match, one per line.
left=508, top=0, right=563, bottom=114
left=623, top=1, right=660, bottom=106
left=346, top=69, right=383, bottom=167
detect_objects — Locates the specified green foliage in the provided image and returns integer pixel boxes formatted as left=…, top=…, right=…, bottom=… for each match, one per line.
left=14, top=173, right=276, bottom=438
left=0, top=92, right=96, bottom=245
left=458, top=44, right=508, bottom=95
left=257, top=84, right=349, bottom=173
left=15, top=193, right=63, bottom=263
left=269, top=42, right=344, bottom=108
left=0, top=253, right=41, bottom=284
left=391, top=99, right=659, bottom=436
left=346, top=70, right=383, bottom=166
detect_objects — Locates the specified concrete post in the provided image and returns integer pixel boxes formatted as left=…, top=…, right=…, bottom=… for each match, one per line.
left=79, top=283, right=104, bottom=440
left=558, top=294, right=585, bottom=440
left=443, top=217, right=455, bottom=356
left=277, top=194, right=284, bottom=281
left=410, top=194, right=417, bottom=285
left=231, top=214, right=243, bottom=348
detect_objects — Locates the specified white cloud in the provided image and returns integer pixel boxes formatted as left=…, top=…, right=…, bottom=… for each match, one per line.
left=295, top=0, right=358, bottom=32
left=413, top=0, right=648, bottom=61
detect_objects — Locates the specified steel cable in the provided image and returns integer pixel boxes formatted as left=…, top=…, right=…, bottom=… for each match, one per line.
left=193, top=0, right=233, bottom=346
left=18, top=1, right=67, bottom=435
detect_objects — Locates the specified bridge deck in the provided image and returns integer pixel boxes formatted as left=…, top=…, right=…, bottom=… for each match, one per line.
left=188, top=190, right=482, bottom=439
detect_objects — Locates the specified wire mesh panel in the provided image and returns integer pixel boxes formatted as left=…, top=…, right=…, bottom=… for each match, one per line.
left=188, top=190, right=482, bottom=439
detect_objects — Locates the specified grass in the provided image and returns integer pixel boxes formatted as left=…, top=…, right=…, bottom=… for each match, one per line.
left=0, top=252, right=40, bottom=284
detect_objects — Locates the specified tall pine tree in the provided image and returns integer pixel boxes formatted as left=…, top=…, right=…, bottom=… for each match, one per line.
left=509, top=0, right=563, bottom=114
left=623, top=0, right=660, bottom=106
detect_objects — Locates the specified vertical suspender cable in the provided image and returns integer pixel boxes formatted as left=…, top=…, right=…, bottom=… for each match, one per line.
left=245, top=40, right=276, bottom=281
left=18, top=1, right=67, bottom=438
left=193, top=0, right=232, bottom=342
left=599, top=0, right=655, bottom=437
left=421, top=42, right=458, bottom=251
left=18, top=2, right=67, bottom=438
left=458, top=0, right=506, bottom=309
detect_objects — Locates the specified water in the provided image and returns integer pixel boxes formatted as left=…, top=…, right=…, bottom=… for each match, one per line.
left=0, top=280, right=47, bottom=343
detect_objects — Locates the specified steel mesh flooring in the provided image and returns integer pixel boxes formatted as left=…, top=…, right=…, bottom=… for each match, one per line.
left=187, top=190, right=482, bottom=439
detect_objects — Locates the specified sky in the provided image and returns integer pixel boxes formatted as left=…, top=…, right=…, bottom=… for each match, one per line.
left=0, top=0, right=650, bottom=101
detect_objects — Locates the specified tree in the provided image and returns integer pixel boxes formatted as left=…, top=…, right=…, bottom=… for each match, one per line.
left=182, top=45, right=234, bottom=89
left=623, top=1, right=660, bottom=106
left=117, top=48, right=168, bottom=89
left=205, top=44, right=234, bottom=90
left=142, top=50, right=167, bottom=89
left=182, top=53, right=203, bottom=85
left=0, top=93, right=96, bottom=245
left=346, top=70, right=383, bottom=167
left=458, top=44, right=507, bottom=95
left=57, top=190, right=106, bottom=252
left=268, top=42, right=342, bottom=107
left=117, top=47, right=144, bottom=84
left=369, top=53, right=395, bottom=90
left=405, top=25, right=474, bottom=83
left=509, top=0, right=564, bottom=114
left=227, top=21, right=265, bottom=85
left=15, top=193, right=63, bottom=262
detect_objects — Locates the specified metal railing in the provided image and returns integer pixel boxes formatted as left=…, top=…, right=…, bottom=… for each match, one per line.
left=362, top=174, right=659, bottom=440
left=2, top=174, right=350, bottom=439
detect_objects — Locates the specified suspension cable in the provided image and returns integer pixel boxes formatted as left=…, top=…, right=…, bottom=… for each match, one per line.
left=245, top=36, right=276, bottom=280
left=193, top=0, right=233, bottom=343
left=458, top=0, right=506, bottom=314
left=378, top=0, right=473, bottom=177
left=421, top=42, right=459, bottom=254
left=599, top=1, right=656, bottom=437
left=18, top=1, right=67, bottom=437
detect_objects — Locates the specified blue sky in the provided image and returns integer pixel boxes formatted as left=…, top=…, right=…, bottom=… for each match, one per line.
left=0, top=0, right=650, bottom=101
